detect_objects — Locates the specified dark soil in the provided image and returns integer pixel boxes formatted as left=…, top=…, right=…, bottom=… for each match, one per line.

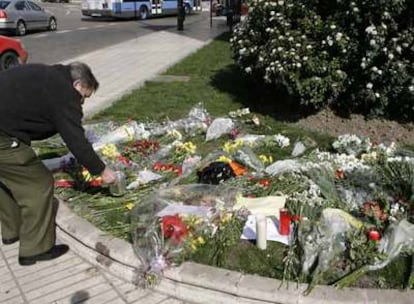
left=292, top=109, right=414, bottom=146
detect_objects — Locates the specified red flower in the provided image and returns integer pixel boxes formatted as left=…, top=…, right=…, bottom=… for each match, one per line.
left=153, top=162, right=163, bottom=171
left=290, top=214, right=303, bottom=222
left=132, top=139, right=160, bottom=156
left=367, top=227, right=381, bottom=241
left=54, top=180, right=74, bottom=188
left=161, top=214, right=188, bottom=244
left=117, top=155, right=130, bottom=165
left=258, top=179, right=270, bottom=188
left=89, top=178, right=102, bottom=187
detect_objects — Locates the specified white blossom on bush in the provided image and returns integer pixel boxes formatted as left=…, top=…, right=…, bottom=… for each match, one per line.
left=230, top=0, right=414, bottom=120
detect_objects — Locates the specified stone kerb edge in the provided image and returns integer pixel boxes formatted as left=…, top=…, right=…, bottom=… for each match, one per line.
left=55, top=199, right=414, bottom=304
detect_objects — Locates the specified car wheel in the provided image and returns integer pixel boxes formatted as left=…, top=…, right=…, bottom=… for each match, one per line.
left=0, top=51, right=19, bottom=71
left=48, top=17, right=57, bottom=31
left=139, top=6, right=148, bottom=20
left=15, top=20, right=26, bottom=36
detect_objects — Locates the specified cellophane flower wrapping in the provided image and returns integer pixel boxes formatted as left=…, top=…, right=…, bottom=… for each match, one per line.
left=130, top=183, right=243, bottom=286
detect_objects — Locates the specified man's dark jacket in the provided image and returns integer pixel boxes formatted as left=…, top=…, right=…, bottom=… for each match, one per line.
left=0, top=63, right=105, bottom=175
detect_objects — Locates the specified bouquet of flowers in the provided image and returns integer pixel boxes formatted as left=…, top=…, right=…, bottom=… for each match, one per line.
left=130, top=183, right=247, bottom=286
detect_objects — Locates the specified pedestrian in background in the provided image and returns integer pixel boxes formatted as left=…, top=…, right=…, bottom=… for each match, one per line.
left=0, top=62, right=117, bottom=266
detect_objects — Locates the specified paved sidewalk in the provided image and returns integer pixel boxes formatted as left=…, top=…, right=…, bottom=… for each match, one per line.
left=0, top=237, right=186, bottom=304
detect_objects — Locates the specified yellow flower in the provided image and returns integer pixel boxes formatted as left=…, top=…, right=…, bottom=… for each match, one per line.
left=182, top=141, right=197, bottom=154
left=223, top=139, right=244, bottom=153
left=176, top=141, right=197, bottom=155
left=217, top=155, right=231, bottom=163
left=121, top=125, right=135, bottom=141
left=167, top=129, right=183, bottom=141
left=125, top=202, right=134, bottom=210
left=259, top=154, right=274, bottom=164
left=100, top=144, right=120, bottom=159
left=220, top=213, right=233, bottom=223
left=197, top=236, right=205, bottom=245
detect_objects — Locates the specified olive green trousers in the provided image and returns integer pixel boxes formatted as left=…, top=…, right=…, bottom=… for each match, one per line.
left=0, top=132, right=55, bottom=257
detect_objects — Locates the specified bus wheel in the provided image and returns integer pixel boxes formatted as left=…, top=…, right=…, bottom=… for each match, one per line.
left=139, top=6, right=148, bottom=20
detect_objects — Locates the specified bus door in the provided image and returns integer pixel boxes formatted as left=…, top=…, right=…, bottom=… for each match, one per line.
left=151, top=0, right=162, bottom=15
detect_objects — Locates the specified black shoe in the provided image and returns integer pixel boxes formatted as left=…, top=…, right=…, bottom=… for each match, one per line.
left=2, top=237, right=19, bottom=245
left=18, top=244, right=69, bottom=266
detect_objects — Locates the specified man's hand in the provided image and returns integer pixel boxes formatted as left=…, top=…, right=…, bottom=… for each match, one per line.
left=101, top=167, right=117, bottom=184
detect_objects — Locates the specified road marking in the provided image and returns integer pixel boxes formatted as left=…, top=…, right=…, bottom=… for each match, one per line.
left=32, top=33, right=49, bottom=38
left=24, top=22, right=125, bottom=39
left=56, top=30, right=72, bottom=34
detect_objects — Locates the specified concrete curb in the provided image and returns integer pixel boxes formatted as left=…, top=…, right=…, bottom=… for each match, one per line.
left=55, top=199, right=414, bottom=304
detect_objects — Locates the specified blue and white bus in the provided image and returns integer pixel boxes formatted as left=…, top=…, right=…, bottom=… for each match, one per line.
left=81, top=0, right=202, bottom=19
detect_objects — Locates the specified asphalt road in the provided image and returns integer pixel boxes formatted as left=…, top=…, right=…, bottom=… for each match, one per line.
left=17, top=1, right=213, bottom=64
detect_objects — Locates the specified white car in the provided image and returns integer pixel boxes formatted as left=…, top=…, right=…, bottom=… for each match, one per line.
left=0, top=0, right=57, bottom=36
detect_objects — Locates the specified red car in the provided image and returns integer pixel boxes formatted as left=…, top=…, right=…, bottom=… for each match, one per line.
left=0, top=35, right=28, bottom=71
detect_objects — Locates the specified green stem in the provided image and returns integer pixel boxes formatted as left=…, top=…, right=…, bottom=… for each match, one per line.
left=334, top=267, right=367, bottom=289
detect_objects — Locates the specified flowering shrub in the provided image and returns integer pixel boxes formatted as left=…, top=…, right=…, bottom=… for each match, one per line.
left=230, top=0, right=414, bottom=120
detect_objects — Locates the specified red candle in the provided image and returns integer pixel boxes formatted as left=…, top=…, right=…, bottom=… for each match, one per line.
left=279, top=208, right=291, bottom=235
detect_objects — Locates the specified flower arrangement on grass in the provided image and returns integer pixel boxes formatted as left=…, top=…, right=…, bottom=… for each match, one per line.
left=42, top=105, right=414, bottom=292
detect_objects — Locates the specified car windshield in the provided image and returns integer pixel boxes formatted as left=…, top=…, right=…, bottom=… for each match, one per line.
left=0, top=1, right=10, bottom=9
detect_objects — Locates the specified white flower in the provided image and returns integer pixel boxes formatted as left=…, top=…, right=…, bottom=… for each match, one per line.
left=239, top=48, right=246, bottom=55
left=273, top=134, right=290, bottom=148
left=388, top=53, right=394, bottom=60
left=365, top=25, right=376, bottom=34
left=396, top=46, right=402, bottom=53
left=303, top=56, right=308, bottom=61
left=277, top=0, right=284, bottom=5
left=244, top=67, right=252, bottom=73
left=369, top=39, right=376, bottom=46
left=375, top=92, right=380, bottom=98
left=296, top=62, right=302, bottom=68
left=277, top=47, right=283, bottom=52
left=361, top=62, right=366, bottom=69
left=335, top=32, right=343, bottom=41
left=366, top=83, right=373, bottom=89
left=330, top=24, right=336, bottom=30
left=371, top=66, right=378, bottom=72
left=328, top=39, right=334, bottom=46
left=270, top=11, right=275, bottom=16
left=306, top=44, right=312, bottom=49
left=409, top=86, right=414, bottom=92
